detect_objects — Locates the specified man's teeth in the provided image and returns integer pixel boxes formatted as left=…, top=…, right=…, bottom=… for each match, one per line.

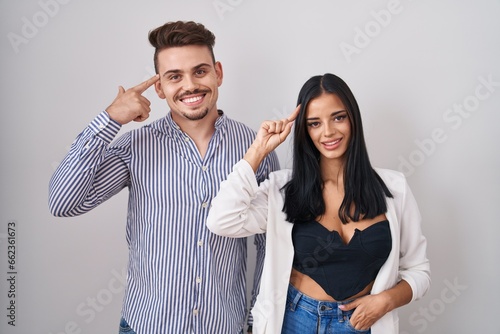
left=183, top=96, right=202, bottom=103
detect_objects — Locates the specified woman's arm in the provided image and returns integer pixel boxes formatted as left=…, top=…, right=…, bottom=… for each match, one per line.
left=340, top=172, right=430, bottom=330
left=206, top=107, right=299, bottom=237
left=339, top=279, right=413, bottom=330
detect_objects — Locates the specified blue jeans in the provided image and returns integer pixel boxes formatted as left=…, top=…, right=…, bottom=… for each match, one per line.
left=118, top=317, right=245, bottom=334
left=118, top=317, right=136, bottom=334
left=281, top=284, right=371, bottom=334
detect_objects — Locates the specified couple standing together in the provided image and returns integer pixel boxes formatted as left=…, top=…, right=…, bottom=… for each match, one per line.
left=49, top=20, right=430, bottom=334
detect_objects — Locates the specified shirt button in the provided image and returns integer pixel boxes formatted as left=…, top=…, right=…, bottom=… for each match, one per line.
left=202, top=202, right=208, bottom=208
left=193, top=309, right=199, bottom=315
left=202, top=166, right=208, bottom=171
left=98, top=124, right=105, bottom=130
left=196, top=277, right=202, bottom=284
left=184, top=137, right=190, bottom=142
left=197, top=240, right=204, bottom=247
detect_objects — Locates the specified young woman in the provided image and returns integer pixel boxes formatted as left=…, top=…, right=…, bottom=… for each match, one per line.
left=207, top=73, right=430, bottom=334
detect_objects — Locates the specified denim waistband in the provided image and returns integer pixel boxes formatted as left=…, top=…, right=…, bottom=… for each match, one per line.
left=287, top=284, right=357, bottom=320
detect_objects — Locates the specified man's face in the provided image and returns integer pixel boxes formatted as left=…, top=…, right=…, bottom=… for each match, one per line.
left=154, top=45, right=223, bottom=123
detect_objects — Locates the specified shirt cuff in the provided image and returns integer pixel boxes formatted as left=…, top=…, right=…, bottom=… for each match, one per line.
left=88, top=111, right=122, bottom=144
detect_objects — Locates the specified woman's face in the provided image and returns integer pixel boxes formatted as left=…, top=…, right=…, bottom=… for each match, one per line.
left=305, top=93, right=351, bottom=162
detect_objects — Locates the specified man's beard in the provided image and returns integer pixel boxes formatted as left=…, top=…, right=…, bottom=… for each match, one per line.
left=182, top=108, right=209, bottom=121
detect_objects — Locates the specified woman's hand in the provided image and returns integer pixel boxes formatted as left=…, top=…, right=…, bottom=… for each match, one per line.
left=244, top=106, right=300, bottom=171
left=339, top=280, right=413, bottom=330
left=339, top=294, right=391, bottom=330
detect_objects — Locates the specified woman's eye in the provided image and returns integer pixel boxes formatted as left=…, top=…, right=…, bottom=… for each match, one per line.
left=307, top=122, right=320, bottom=128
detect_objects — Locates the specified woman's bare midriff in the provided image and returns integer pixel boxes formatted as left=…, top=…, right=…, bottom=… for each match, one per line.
left=289, top=268, right=374, bottom=302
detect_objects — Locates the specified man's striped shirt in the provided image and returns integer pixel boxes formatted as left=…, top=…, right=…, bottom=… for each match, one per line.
left=49, top=110, right=279, bottom=334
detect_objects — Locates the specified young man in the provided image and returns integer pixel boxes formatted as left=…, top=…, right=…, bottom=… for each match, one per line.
left=49, top=21, right=279, bottom=334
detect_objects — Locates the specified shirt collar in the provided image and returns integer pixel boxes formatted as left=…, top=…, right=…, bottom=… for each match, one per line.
left=160, top=110, right=227, bottom=135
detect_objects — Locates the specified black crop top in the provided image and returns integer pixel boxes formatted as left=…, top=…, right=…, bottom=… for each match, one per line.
left=292, top=220, right=392, bottom=301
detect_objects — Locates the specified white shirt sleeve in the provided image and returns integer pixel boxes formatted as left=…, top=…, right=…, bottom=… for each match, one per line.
left=207, top=159, right=271, bottom=237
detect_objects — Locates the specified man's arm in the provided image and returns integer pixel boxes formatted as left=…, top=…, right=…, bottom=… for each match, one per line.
left=48, top=75, right=159, bottom=217
left=48, top=111, right=129, bottom=216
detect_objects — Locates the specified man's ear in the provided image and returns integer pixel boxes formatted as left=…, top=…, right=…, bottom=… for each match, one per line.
left=155, top=80, right=166, bottom=99
left=215, top=61, right=223, bottom=87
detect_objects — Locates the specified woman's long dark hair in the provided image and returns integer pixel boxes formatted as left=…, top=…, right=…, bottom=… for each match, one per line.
left=282, top=73, right=392, bottom=224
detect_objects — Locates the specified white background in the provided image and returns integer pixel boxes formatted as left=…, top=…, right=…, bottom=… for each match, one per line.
left=1, top=0, right=499, bottom=333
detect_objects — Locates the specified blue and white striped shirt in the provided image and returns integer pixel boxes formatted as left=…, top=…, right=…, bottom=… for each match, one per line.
left=49, top=110, right=280, bottom=334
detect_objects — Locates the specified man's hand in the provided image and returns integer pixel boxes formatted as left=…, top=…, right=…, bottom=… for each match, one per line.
left=105, top=75, right=160, bottom=125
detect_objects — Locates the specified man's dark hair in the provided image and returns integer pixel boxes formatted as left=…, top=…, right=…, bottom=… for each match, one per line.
left=148, top=21, right=216, bottom=73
